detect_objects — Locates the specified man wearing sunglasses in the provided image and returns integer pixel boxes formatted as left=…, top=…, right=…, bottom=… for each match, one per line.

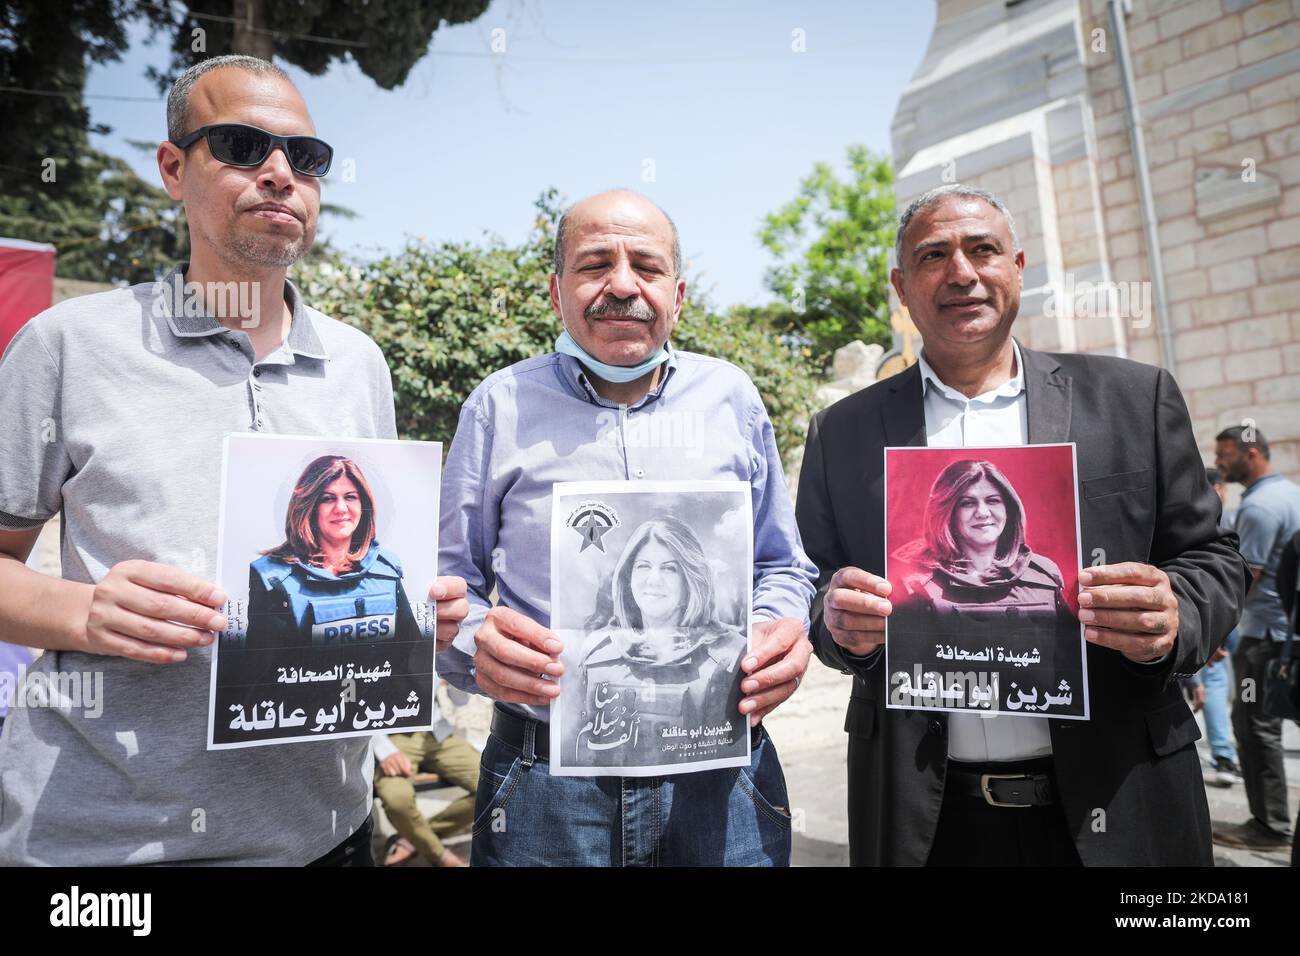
left=0, top=54, right=470, bottom=866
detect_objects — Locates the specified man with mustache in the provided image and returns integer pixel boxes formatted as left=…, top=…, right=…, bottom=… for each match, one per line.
left=0, top=55, right=469, bottom=865
left=796, top=184, right=1248, bottom=866
left=438, top=189, right=818, bottom=865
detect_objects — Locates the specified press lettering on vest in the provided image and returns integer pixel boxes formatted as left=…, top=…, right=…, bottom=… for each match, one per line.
left=311, top=613, right=395, bottom=641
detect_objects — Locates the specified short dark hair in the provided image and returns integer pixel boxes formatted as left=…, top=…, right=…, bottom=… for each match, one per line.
left=895, top=183, right=1021, bottom=269
left=1205, top=467, right=1222, bottom=485
left=166, top=55, right=293, bottom=142
left=553, top=190, right=682, bottom=277
left=1216, top=425, right=1270, bottom=460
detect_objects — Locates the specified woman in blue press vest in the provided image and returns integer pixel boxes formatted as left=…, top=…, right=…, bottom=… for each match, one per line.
left=568, top=515, right=748, bottom=769
left=246, top=454, right=420, bottom=649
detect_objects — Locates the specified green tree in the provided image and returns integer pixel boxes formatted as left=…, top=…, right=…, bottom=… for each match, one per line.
left=137, top=0, right=491, bottom=90
left=25, top=146, right=190, bottom=284
left=0, top=0, right=130, bottom=200
left=0, top=1, right=142, bottom=276
left=0, top=0, right=489, bottom=282
left=292, top=191, right=817, bottom=464
left=757, top=144, right=896, bottom=369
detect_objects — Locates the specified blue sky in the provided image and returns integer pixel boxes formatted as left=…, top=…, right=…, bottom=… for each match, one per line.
left=87, top=1, right=934, bottom=307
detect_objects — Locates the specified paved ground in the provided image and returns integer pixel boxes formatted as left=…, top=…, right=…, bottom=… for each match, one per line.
left=764, top=657, right=853, bottom=865
left=1196, top=712, right=1298, bottom=867
left=31, top=519, right=1298, bottom=866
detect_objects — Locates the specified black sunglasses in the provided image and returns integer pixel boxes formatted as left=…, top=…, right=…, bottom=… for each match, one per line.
left=172, top=123, right=333, bottom=177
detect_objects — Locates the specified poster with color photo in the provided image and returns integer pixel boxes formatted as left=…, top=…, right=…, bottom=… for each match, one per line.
left=884, top=444, right=1089, bottom=721
left=207, top=434, right=441, bottom=748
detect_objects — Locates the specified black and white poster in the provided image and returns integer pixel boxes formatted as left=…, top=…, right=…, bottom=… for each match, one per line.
left=207, top=434, right=441, bottom=748
left=549, top=480, right=753, bottom=777
left=884, top=444, right=1089, bottom=721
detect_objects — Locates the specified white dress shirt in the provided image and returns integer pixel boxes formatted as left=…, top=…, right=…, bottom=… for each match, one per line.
left=915, top=340, right=1054, bottom=763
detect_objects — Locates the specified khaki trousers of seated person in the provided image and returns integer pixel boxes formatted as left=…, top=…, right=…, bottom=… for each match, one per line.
left=375, top=732, right=481, bottom=862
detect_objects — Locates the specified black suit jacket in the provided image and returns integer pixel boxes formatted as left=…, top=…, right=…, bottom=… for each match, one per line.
left=795, top=342, right=1249, bottom=866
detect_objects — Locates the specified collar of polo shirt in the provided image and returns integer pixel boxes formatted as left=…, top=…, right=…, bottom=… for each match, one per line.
left=156, top=262, right=329, bottom=361
left=917, top=337, right=1025, bottom=405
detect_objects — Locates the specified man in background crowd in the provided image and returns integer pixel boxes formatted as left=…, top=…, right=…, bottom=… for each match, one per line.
left=1182, top=467, right=1242, bottom=788
left=1213, top=426, right=1300, bottom=851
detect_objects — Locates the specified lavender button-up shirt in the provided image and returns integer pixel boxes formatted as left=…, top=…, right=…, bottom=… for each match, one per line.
left=438, top=346, right=818, bottom=722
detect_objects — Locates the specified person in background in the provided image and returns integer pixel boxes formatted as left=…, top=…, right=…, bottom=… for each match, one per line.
left=1213, top=426, right=1300, bottom=851
left=1182, top=467, right=1242, bottom=788
left=1274, top=528, right=1300, bottom=866
left=372, top=689, right=480, bottom=868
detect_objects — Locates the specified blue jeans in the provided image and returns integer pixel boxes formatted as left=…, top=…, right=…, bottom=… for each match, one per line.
left=470, top=722, right=793, bottom=866
left=1203, top=628, right=1241, bottom=764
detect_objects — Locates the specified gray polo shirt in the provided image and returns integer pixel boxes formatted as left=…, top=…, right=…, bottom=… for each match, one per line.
left=0, top=264, right=397, bottom=864
left=1236, top=472, right=1300, bottom=641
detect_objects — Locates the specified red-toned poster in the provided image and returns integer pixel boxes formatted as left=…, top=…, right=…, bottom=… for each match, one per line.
left=0, top=238, right=56, bottom=357
left=884, top=444, right=1088, bottom=720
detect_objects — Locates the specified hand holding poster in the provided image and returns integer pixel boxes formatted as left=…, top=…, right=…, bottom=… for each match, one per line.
left=884, top=445, right=1089, bottom=720
left=207, top=435, right=441, bottom=748
left=549, top=480, right=753, bottom=776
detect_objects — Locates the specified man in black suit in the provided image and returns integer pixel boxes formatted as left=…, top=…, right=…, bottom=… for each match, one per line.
left=795, top=184, right=1249, bottom=866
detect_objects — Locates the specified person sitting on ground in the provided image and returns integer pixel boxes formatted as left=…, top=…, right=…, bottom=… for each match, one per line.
left=372, top=691, right=480, bottom=868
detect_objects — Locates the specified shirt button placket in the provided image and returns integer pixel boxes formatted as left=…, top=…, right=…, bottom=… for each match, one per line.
left=626, top=406, right=646, bottom=479
left=250, top=363, right=266, bottom=432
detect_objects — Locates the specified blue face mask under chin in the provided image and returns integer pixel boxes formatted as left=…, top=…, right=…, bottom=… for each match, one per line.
left=554, top=328, right=670, bottom=384
left=552, top=280, right=672, bottom=384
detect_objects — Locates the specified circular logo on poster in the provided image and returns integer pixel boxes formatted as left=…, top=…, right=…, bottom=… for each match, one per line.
left=566, top=501, right=621, bottom=553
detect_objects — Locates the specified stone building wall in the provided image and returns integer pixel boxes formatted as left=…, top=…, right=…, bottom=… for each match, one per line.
left=891, top=0, right=1300, bottom=481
